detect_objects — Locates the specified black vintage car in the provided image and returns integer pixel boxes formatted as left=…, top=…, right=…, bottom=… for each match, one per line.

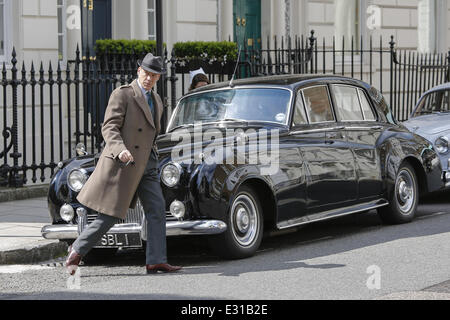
left=42, top=75, right=444, bottom=259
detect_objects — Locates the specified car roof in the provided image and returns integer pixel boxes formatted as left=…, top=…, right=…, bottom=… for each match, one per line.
left=189, top=74, right=369, bottom=93
left=412, top=82, right=450, bottom=114
left=422, top=82, right=450, bottom=95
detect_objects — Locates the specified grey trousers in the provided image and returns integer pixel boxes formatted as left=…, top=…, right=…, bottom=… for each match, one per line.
left=72, top=153, right=167, bottom=265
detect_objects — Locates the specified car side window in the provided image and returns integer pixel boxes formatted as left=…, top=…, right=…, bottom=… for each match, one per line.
left=414, top=91, right=449, bottom=116
left=292, top=91, right=308, bottom=126
left=302, top=86, right=334, bottom=123
left=429, top=92, right=440, bottom=111
left=358, top=89, right=376, bottom=121
left=332, top=85, right=364, bottom=121
left=439, top=90, right=450, bottom=112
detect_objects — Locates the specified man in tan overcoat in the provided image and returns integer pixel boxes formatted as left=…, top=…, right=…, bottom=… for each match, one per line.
left=65, top=53, right=182, bottom=275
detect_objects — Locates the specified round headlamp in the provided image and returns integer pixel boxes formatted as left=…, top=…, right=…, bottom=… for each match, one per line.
left=60, top=204, right=75, bottom=222
left=435, top=136, right=449, bottom=154
left=67, top=169, right=88, bottom=192
left=161, top=162, right=182, bottom=187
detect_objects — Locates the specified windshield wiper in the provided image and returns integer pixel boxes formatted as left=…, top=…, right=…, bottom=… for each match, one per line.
left=219, top=118, right=249, bottom=124
left=419, top=110, right=439, bottom=115
left=168, top=123, right=194, bottom=132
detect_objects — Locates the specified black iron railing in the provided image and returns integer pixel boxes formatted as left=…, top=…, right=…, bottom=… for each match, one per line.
left=1, top=31, right=450, bottom=187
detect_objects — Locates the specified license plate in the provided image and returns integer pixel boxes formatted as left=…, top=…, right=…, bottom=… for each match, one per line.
left=94, top=233, right=142, bottom=248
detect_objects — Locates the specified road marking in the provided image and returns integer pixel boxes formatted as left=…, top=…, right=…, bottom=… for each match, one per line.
left=296, top=236, right=333, bottom=245
left=0, top=265, right=54, bottom=274
left=416, top=212, right=448, bottom=220
left=180, top=265, right=218, bottom=269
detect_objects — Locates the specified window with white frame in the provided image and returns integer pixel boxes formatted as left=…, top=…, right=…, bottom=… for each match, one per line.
left=334, top=0, right=367, bottom=52
left=418, top=0, right=448, bottom=53
left=0, top=0, right=11, bottom=62
left=57, top=0, right=67, bottom=61
left=147, top=0, right=156, bottom=40
left=0, top=0, right=4, bottom=57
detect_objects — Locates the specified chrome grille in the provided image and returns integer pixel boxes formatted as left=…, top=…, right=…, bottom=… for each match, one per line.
left=85, top=198, right=176, bottom=224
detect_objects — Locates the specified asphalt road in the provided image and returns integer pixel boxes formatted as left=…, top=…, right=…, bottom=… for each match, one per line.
left=1, top=189, right=450, bottom=300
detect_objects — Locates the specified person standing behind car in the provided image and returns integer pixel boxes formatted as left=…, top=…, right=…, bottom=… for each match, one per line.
left=189, top=68, right=210, bottom=91
left=65, top=53, right=182, bottom=275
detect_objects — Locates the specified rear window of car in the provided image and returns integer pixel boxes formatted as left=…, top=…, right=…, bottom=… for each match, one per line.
left=332, top=85, right=364, bottom=121
left=332, top=85, right=376, bottom=121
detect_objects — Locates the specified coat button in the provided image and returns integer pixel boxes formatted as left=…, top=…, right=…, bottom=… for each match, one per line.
left=138, top=128, right=142, bottom=132
left=135, top=145, right=139, bottom=149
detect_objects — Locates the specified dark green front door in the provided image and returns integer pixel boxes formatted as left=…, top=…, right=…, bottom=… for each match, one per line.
left=233, top=0, right=261, bottom=51
left=233, top=0, right=261, bottom=77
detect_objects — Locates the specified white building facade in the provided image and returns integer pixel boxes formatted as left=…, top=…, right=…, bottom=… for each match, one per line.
left=2, top=0, right=450, bottom=66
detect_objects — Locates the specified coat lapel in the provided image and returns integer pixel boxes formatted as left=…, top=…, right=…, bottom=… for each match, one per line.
left=131, top=80, right=155, bottom=129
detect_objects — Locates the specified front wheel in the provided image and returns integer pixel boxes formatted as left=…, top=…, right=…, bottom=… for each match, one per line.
left=208, top=185, right=263, bottom=259
left=378, top=162, right=419, bottom=224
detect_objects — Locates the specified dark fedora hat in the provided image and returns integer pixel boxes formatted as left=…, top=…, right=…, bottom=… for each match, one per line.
left=137, top=53, right=166, bottom=74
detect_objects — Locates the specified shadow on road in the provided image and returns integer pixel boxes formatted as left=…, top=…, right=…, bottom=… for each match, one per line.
left=75, top=189, right=450, bottom=277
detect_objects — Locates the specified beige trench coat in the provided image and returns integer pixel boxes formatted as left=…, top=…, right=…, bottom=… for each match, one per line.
left=77, top=79, right=163, bottom=219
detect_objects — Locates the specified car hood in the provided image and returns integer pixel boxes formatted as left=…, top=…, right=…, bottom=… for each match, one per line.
left=403, top=113, right=450, bottom=135
left=157, top=123, right=287, bottom=154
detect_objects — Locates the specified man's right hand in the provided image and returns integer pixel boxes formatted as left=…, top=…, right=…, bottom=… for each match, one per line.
left=118, top=150, right=134, bottom=163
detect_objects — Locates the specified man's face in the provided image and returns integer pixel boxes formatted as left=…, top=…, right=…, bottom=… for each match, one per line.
left=138, top=67, right=160, bottom=91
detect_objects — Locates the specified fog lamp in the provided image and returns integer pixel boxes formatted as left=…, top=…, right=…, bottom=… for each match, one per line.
left=170, top=200, right=185, bottom=220
left=60, top=204, right=75, bottom=222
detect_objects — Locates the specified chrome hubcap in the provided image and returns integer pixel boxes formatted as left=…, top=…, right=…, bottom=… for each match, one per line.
left=236, top=208, right=250, bottom=233
left=231, top=194, right=258, bottom=247
left=396, top=169, right=415, bottom=214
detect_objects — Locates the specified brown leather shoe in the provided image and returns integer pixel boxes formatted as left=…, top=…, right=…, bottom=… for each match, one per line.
left=65, top=245, right=82, bottom=276
left=146, top=263, right=182, bottom=274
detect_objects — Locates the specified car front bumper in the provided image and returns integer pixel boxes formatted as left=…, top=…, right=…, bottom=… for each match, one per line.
left=41, top=219, right=227, bottom=240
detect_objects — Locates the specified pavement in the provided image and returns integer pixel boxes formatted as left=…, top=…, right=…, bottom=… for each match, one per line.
left=0, top=186, right=449, bottom=300
left=0, top=186, right=68, bottom=265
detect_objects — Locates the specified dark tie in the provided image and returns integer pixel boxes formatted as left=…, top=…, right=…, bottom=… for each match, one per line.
left=146, top=91, right=155, bottom=120
left=146, top=91, right=158, bottom=161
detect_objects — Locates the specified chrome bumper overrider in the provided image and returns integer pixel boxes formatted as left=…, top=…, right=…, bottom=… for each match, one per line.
left=444, top=171, right=450, bottom=188
left=41, top=220, right=227, bottom=240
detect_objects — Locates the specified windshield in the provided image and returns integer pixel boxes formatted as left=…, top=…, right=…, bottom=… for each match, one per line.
left=413, top=90, right=450, bottom=117
left=168, top=88, right=291, bottom=131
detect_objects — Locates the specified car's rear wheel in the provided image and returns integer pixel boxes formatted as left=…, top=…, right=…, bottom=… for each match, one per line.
left=208, top=185, right=263, bottom=259
left=378, top=162, right=418, bottom=224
